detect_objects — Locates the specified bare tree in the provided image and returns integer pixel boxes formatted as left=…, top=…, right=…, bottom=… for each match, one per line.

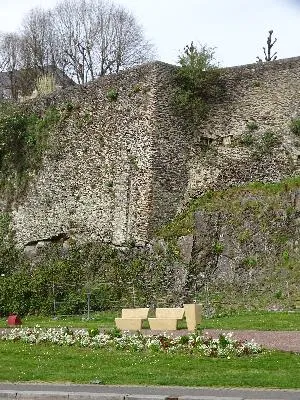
left=0, top=32, right=22, bottom=99
left=14, top=7, right=62, bottom=96
left=0, top=0, right=154, bottom=89
left=256, top=30, right=278, bottom=62
left=109, top=6, right=153, bottom=74
left=53, top=0, right=154, bottom=83
left=53, top=0, right=89, bottom=84
left=0, top=33, right=21, bottom=71
left=20, top=7, right=63, bottom=72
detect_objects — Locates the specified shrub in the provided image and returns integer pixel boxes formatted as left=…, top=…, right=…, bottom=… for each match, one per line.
left=239, top=133, right=255, bottom=146
left=241, top=256, right=257, bottom=268
left=36, top=74, right=56, bottom=95
left=106, top=89, right=118, bottom=102
left=173, top=42, right=224, bottom=121
left=252, top=130, right=280, bottom=158
left=290, top=118, right=300, bottom=136
left=253, top=81, right=261, bottom=88
left=0, top=104, right=60, bottom=196
left=246, top=121, right=259, bottom=131
left=132, top=84, right=141, bottom=93
left=213, top=241, right=224, bottom=255
left=261, top=130, right=280, bottom=148
left=0, top=237, right=183, bottom=316
left=238, top=229, right=252, bottom=243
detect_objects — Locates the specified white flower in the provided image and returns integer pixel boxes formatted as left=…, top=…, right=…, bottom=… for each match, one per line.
left=0, top=326, right=262, bottom=357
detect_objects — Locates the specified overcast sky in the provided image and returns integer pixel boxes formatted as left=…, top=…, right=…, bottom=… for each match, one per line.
left=0, top=0, right=299, bottom=67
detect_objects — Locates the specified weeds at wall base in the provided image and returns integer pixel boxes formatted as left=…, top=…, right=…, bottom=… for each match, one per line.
left=290, top=118, right=300, bottom=136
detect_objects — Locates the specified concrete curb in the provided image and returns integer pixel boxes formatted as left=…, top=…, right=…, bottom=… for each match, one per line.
left=0, top=391, right=291, bottom=400
left=0, top=393, right=167, bottom=400
left=0, top=392, right=124, bottom=400
left=1, top=384, right=300, bottom=400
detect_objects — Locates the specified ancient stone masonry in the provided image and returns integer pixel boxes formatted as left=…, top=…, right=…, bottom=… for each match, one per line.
left=7, top=57, right=300, bottom=249
left=12, top=63, right=160, bottom=248
left=185, top=57, right=300, bottom=202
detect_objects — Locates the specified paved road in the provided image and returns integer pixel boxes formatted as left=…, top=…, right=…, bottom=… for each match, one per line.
left=0, top=383, right=300, bottom=400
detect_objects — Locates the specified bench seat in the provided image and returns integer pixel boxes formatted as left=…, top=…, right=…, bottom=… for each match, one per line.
left=148, top=307, right=185, bottom=331
left=115, top=308, right=149, bottom=331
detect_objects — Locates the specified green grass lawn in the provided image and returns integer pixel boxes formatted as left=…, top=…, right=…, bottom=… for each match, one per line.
left=0, top=341, right=299, bottom=388
left=1, top=310, right=299, bottom=331
left=0, top=311, right=117, bottom=329
left=201, top=310, right=300, bottom=331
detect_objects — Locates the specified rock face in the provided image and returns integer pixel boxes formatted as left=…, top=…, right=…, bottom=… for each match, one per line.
left=5, top=58, right=300, bottom=248
left=167, top=182, right=300, bottom=310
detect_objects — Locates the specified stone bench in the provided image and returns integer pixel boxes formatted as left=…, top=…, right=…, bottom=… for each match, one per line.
left=115, top=308, right=149, bottom=331
left=148, top=303, right=203, bottom=331
left=148, top=307, right=185, bottom=331
left=184, top=303, right=202, bottom=331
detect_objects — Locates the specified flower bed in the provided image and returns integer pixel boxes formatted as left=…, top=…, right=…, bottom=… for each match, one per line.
left=1, top=327, right=263, bottom=357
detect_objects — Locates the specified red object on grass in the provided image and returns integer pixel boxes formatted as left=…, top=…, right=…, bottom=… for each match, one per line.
left=7, top=314, right=22, bottom=326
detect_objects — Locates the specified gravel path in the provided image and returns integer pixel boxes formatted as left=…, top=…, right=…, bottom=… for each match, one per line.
left=141, top=329, right=300, bottom=352
left=203, top=329, right=300, bottom=352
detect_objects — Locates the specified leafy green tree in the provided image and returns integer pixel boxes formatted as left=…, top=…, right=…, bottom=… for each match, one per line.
left=174, top=42, right=224, bottom=121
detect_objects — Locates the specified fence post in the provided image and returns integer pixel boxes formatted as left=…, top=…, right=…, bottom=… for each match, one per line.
left=87, top=291, right=91, bottom=320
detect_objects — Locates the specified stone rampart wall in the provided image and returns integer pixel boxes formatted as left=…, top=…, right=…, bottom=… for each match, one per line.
left=12, top=63, right=159, bottom=247
left=10, top=57, right=300, bottom=248
left=184, top=57, right=300, bottom=202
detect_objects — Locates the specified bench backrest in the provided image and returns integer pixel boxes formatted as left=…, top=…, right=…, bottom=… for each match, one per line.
left=155, top=307, right=185, bottom=319
left=121, top=308, right=149, bottom=319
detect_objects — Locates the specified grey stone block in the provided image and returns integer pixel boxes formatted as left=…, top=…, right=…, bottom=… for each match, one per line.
left=0, top=391, right=17, bottom=399
left=125, top=395, right=168, bottom=400
left=69, top=393, right=125, bottom=400
left=178, top=397, right=244, bottom=400
left=177, top=234, right=194, bottom=264
left=16, top=391, right=68, bottom=399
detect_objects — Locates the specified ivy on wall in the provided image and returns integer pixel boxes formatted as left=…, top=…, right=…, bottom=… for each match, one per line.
left=0, top=102, right=61, bottom=199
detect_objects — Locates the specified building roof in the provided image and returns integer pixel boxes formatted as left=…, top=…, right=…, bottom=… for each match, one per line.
left=0, top=66, right=76, bottom=98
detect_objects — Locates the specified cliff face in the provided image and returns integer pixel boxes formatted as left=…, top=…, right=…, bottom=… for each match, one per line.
left=157, top=178, right=300, bottom=310
left=0, top=58, right=299, bottom=253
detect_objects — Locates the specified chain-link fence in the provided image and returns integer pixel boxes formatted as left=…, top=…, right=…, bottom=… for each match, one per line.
left=49, top=280, right=241, bottom=319
left=51, top=281, right=154, bottom=318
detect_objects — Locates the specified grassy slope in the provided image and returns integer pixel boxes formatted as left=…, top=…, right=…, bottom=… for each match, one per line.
left=201, top=311, right=300, bottom=331
left=158, top=176, right=300, bottom=239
